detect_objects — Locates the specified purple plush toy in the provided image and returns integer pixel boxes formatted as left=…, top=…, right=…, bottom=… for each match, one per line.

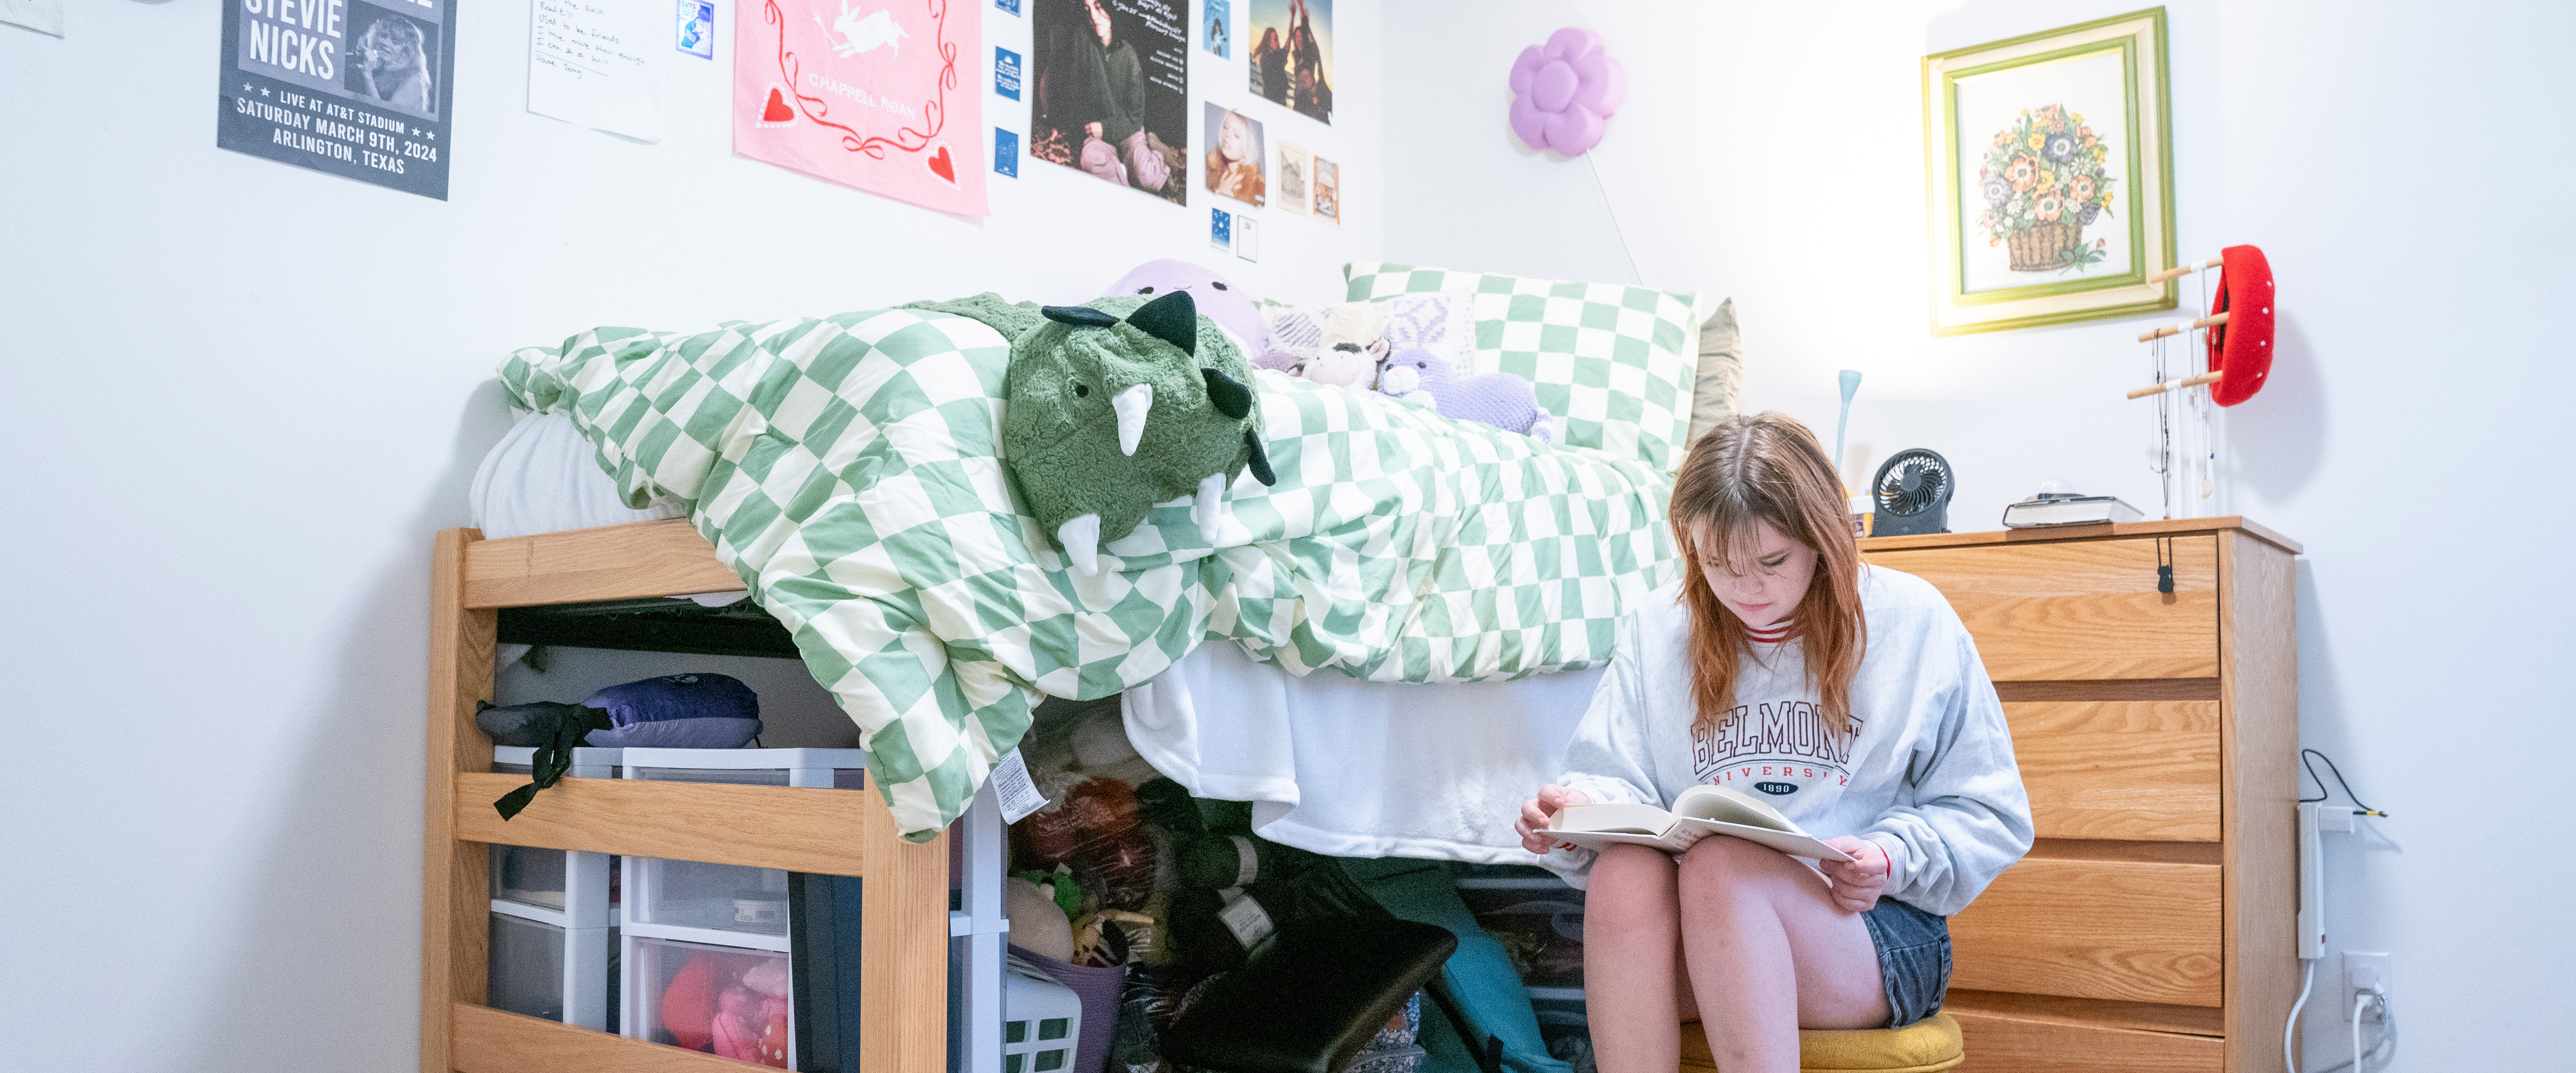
left=1101, top=260, right=1272, bottom=358
left=1378, top=348, right=1555, bottom=441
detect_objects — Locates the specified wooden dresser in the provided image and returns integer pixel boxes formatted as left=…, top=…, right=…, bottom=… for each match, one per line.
left=1858, top=518, right=2300, bottom=1073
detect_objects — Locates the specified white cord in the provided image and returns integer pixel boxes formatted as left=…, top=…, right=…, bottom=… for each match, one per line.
left=2286, top=966, right=2400, bottom=1073
left=1580, top=152, right=1646, bottom=286
left=2284, top=961, right=2315, bottom=1073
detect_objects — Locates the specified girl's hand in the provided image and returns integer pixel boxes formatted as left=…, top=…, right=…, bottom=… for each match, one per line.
left=1818, top=836, right=1890, bottom=913
left=1515, top=785, right=1592, bottom=855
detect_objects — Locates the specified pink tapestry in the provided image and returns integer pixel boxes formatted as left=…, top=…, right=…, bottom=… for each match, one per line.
left=734, top=0, right=987, bottom=217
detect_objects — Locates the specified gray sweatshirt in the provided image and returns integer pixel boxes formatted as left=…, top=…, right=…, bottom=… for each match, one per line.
left=1545, top=566, right=2032, bottom=917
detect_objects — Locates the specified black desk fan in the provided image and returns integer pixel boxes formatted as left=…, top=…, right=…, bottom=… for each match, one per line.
left=1868, top=449, right=1954, bottom=536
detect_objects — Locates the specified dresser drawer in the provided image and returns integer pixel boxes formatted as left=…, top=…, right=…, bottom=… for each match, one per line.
left=1948, top=854, right=2223, bottom=1007
left=1950, top=1011, right=2223, bottom=1073
left=2006, top=701, right=2222, bottom=842
left=1862, top=536, right=2218, bottom=681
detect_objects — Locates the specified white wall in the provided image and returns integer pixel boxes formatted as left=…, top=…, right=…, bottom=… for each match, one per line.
left=0, top=1, right=1378, bottom=1069
left=1388, top=2, right=2576, bottom=1068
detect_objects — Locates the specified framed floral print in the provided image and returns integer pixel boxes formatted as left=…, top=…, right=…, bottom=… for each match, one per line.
left=1924, top=8, right=2176, bottom=335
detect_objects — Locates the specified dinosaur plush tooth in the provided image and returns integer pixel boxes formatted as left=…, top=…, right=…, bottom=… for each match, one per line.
left=1191, top=472, right=1227, bottom=538
left=1126, top=290, right=1199, bottom=355
left=1056, top=513, right=1103, bottom=576
left=1112, top=383, right=1154, bottom=456
left=1193, top=472, right=1252, bottom=546
left=1201, top=367, right=1254, bottom=419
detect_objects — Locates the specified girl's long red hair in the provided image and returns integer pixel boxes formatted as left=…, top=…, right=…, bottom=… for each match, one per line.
left=1670, top=412, right=1866, bottom=735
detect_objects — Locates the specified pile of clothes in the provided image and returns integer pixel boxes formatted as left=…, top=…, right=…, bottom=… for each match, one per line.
left=1005, top=698, right=1431, bottom=1073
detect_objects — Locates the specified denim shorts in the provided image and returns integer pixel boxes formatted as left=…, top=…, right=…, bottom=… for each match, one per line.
left=1859, top=897, right=1952, bottom=1028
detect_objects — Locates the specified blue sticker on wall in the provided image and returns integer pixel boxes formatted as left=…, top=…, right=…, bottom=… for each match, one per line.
left=994, top=47, right=1021, bottom=101
left=994, top=128, right=1019, bottom=177
left=1210, top=207, right=1232, bottom=251
left=676, top=0, right=714, bottom=58
left=994, top=0, right=1020, bottom=14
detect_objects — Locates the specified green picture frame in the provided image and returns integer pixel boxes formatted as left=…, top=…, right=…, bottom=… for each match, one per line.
left=1924, top=8, right=2177, bottom=336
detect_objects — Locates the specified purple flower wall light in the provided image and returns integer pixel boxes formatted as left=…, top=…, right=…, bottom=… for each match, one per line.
left=1508, top=28, right=1627, bottom=156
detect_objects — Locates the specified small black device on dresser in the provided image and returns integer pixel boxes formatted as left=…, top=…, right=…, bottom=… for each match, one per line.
left=1868, top=449, right=1954, bottom=536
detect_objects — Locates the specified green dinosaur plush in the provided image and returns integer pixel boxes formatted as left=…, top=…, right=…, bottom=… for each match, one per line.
left=997, top=290, right=1272, bottom=574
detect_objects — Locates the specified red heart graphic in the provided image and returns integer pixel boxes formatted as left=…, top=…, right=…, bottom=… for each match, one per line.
left=928, top=145, right=955, bottom=182
left=762, top=88, right=793, bottom=123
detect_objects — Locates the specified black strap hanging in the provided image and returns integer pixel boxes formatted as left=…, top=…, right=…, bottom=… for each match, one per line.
left=2156, top=536, right=2175, bottom=594
left=491, top=704, right=615, bottom=819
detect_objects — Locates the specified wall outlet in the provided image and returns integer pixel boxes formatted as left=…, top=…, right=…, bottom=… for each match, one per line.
left=2343, top=951, right=2391, bottom=1022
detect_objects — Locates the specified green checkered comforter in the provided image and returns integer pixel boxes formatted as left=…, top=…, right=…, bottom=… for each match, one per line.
left=500, top=308, right=1678, bottom=838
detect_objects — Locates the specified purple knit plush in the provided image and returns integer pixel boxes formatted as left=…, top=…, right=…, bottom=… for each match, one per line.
left=1380, top=348, right=1555, bottom=440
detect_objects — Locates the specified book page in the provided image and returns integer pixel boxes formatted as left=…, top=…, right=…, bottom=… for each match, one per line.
left=1673, top=784, right=1799, bottom=832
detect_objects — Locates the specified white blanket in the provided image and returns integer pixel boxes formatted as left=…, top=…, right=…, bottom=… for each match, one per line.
left=1123, top=642, right=1602, bottom=863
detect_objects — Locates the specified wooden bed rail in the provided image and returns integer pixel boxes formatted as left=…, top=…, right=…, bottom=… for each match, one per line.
left=452, top=774, right=888, bottom=875
left=462, top=518, right=742, bottom=608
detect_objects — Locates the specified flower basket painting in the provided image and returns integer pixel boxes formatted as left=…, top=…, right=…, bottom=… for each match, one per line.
left=1924, top=9, right=2175, bottom=335
left=1982, top=104, right=2115, bottom=273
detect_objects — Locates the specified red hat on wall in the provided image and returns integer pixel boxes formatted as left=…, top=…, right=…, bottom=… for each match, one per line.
left=2202, top=245, right=2275, bottom=406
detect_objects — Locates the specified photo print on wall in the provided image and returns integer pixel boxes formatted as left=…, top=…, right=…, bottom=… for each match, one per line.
left=1211, top=206, right=1232, bottom=251
left=1203, top=0, right=1229, bottom=58
left=1032, top=0, right=1189, bottom=204
left=1235, top=216, right=1258, bottom=261
left=218, top=0, right=458, bottom=199
left=732, top=0, right=988, bottom=216
left=677, top=0, right=715, bottom=57
left=1203, top=102, right=1265, bottom=206
left=1248, top=0, right=1329, bottom=124
left=1311, top=153, right=1339, bottom=224
left=1276, top=139, right=1310, bottom=215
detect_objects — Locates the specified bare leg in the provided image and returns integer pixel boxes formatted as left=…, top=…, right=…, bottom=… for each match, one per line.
left=1583, top=844, right=1685, bottom=1073
left=1677, top=837, right=1890, bottom=1073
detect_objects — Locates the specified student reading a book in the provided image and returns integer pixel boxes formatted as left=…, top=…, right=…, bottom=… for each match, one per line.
left=1512, top=413, right=2032, bottom=1073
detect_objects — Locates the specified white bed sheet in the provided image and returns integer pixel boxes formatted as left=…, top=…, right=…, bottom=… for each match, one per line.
left=1122, top=641, right=1601, bottom=864
left=470, top=411, right=685, bottom=540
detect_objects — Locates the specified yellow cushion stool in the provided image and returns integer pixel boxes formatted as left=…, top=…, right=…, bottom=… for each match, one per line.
left=1676, top=1011, right=1963, bottom=1073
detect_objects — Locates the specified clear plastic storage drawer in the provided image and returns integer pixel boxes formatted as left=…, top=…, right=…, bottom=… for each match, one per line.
left=629, top=934, right=795, bottom=1066
left=629, top=857, right=792, bottom=940
left=489, top=913, right=569, bottom=1022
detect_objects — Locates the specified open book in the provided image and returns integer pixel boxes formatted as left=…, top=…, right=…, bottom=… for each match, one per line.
left=1548, top=784, right=1855, bottom=862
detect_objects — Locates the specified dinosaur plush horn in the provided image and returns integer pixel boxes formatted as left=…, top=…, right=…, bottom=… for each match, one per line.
left=1042, top=306, right=1121, bottom=328
left=1202, top=367, right=1253, bottom=419
left=1243, top=429, right=1276, bottom=486
left=1112, top=383, right=1153, bottom=456
left=1126, top=290, right=1198, bottom=354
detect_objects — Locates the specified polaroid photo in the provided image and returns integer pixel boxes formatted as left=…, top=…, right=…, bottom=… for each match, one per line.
left=1312, top=155, right=1340, bottom=225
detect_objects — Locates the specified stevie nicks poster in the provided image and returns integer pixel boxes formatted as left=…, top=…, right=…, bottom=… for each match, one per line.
left=735, top=0, right=987, bottom=216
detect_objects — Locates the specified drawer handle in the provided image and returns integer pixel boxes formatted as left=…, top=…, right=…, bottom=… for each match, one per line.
left=2157, top=537, right=2174, bottom=594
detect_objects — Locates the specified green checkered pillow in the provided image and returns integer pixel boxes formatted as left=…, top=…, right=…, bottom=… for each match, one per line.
left=1344, top=262, right=1701, bottom=472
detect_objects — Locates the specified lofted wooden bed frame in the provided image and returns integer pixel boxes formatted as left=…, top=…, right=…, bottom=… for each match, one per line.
left=424, top=518, right=949, bottom=1073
